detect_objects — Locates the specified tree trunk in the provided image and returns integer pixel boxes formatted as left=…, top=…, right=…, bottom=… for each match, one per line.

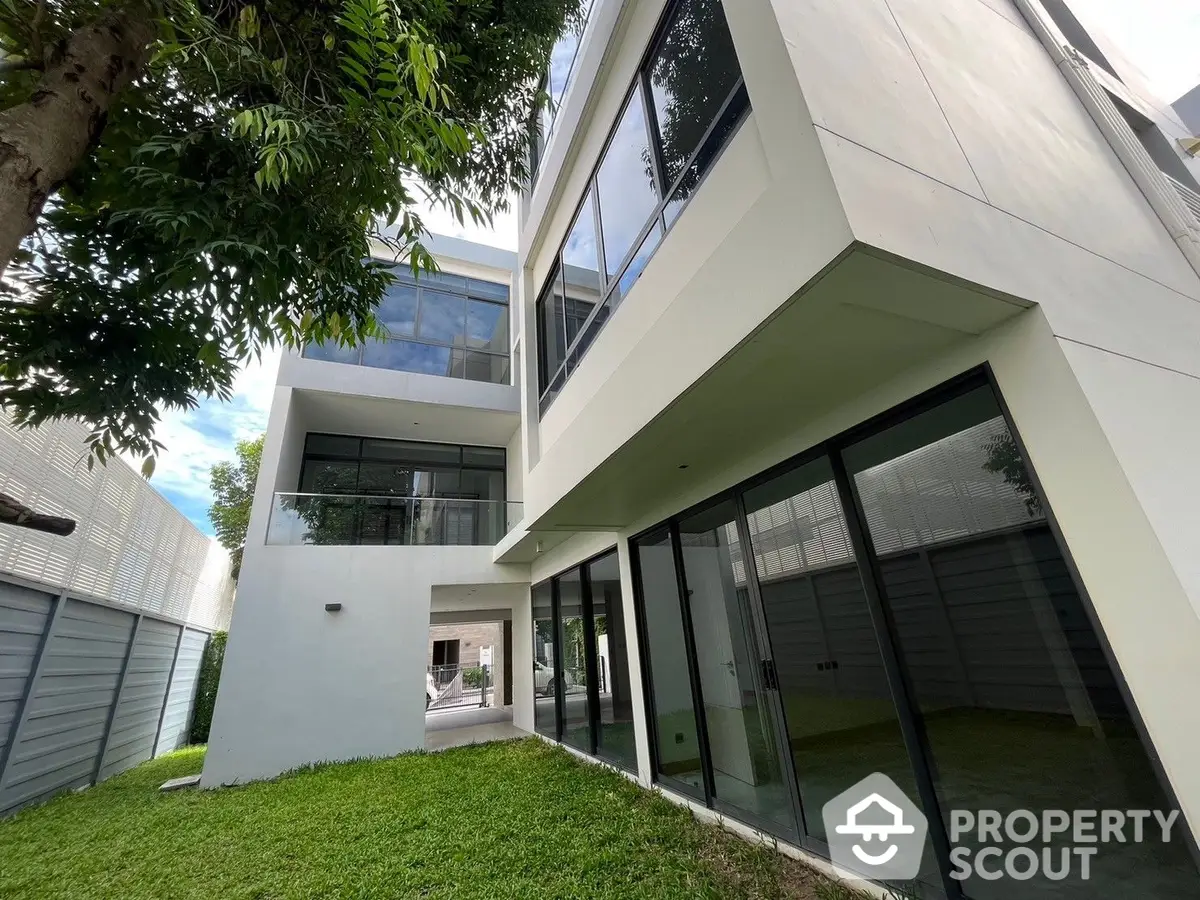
left=0, top=9, right=156, bottom=274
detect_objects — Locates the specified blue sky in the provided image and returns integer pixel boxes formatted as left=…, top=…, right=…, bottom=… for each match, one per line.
left=143, top=1, right=1199, bottom=536
left=134, top=350, right=281, bottom=536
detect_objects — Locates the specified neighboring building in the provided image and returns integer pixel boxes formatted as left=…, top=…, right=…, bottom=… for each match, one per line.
left=206, top=1, right=1200, bottom=896
left=0, top=416, right=233, bottom=815
left=1175, top=84, right=1200, bottom=134
left=0, top=416, right=234, bottom=631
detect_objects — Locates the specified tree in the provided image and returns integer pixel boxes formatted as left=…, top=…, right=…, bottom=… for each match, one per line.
left=982, top=431, right=1042, bottom=517
left=0, top=0, right=578, bottom=466
left=208, top=433, right=263, bottom=577
left=645, top=0, right=741, bottom=194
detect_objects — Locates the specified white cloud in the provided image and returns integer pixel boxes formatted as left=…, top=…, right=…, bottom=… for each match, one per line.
left=124, top=348, right=280, bottom=531
left=414, top=197, right=518, bottom=250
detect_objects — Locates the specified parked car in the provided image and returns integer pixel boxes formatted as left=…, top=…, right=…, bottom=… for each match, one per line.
left=426, top=671, right=439, bottom=708
left=533, top=660, right=574, bottom=696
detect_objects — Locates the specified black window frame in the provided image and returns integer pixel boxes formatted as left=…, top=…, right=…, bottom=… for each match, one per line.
left=529, top=545, right=637, bottom=775
left=627, top=364, right=1200, bottom=898
left=298, top=433, right=507, bottom=503
left=533, top=0, right=751, bottom=416
left=302, top=266, right=512, bottom=385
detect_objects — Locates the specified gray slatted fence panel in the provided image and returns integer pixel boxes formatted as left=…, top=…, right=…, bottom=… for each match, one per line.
left=927, top=526, right=1070, bottom=715
left=0, top=584, right=54, bottom=772
left=98, top=618, right=181, bottom=780
left=0, top=599, right=135, bottom=815
left=155, top=629, right=207, bottom=755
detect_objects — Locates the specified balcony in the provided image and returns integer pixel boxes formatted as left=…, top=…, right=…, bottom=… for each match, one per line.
left=1168, top=174, right=1200, bottom=228
left=266, top=494, right=523, bottom=547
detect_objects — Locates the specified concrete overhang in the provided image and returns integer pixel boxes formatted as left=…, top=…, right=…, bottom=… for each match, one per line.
left=523, top=246, right=1030, bottom=531
left=291, top=387, right=519, bottom=449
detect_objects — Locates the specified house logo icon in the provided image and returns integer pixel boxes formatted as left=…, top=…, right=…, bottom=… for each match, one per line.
left=823, top=773, right=929, bottom=882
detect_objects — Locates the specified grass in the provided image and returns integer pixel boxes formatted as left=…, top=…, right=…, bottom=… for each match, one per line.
left=0, top=739, right=874, bottom=900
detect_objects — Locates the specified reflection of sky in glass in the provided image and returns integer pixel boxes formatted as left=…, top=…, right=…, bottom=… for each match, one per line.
left=362, top=339, right=452, bottom=376
left=615, top=221, right=663, bottom=303
left=548, top=32, right=581, bottom=110
left=305, top=341, right=360, bottom=365
left=377, top=284, right=418, bottom=337
left=454, top=349, right=511, bottom=385
left=597, top=89, right=659, bottom=279
left=563, top=193, right=601, bottom=295
left=468, top=279, right=509, bottom=303
left=466, top=299, right=507, bottom=351
left=417, top=290, right=466, bottom=344
left=539, top=0, right=597, bottom=141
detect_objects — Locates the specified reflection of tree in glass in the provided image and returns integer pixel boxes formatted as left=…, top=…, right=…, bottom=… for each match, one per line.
left=564, top=617, right=588, bottom=687
left=649, top=0, right=742, bottom=187
left=982, top=432, right=1042, bottom=517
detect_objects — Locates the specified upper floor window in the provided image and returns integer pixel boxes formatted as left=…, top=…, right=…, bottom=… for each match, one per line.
left=304, top=269, right=511, bottom=385
left=529, top=0, right=598, bottom=185
left=534, top=0, right=749, bottom=411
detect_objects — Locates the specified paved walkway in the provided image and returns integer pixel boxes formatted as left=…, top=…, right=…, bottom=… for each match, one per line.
left=424, top=706, right=527, bottom=752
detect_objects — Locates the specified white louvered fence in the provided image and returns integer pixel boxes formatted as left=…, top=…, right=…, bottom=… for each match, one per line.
left=0, top=415, right=233, bottom=631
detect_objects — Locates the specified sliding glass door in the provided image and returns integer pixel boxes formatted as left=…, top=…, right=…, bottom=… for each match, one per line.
left=529, top=548, right=639, bottom=773
left=675, top=500, right=797, bottom=838
left=629, top=371, right=1198, bottom=899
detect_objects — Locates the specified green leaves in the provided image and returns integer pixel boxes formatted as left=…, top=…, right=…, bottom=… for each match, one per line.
left=208, top=434, right=264, bottom=580
left=0, top=0, right=579, bottom=461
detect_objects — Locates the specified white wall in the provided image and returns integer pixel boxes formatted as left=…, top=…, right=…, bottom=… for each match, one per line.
left=202, top=544, right=529, bottom=785
left=780, top=0, right=1200, bottom=384
left=1057, top=341, right=1200, bottom=619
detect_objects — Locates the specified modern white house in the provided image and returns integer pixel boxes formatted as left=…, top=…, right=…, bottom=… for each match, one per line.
left=205, top=0, right=1200, bottom=896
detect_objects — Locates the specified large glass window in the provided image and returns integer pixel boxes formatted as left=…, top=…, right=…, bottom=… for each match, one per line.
left=596, top=89, right=659, bottom=280
left=528, top=0, right=598, bottom=184
left=676, top=500, right=796, bottom=837
left=843, top=386, right=1198, bottom=899
left=558, top=567, right=591, bottom=752
left=533, top=0, right=749, bottom=414
left=628, top=373, right=1199, bottom=898
left=532, top=581, right=558, bottom=738
left=648, top=0, right=743, bottom=187
left=588, top=550, right=637, bottom=771
left=632, top=528, right=705, bottom=800
left=529, top=547, right=638, bottom=774
left=293, top=435, right=506, bottom=546
left=304, top=269, right=510, bottom=384
left=742, top=458, right=941, bottom=893
left=536, top=264, right=567, bottom=397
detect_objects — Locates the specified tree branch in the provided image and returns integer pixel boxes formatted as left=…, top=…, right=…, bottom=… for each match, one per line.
left=0, top=58, right=44, bottom=77
left=29, top=0, right=47, bottom=66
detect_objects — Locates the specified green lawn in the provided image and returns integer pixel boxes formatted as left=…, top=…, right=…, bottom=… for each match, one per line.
left=0, top=739, right=863, bottom=900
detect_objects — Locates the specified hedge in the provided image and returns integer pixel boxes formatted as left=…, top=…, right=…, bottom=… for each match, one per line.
left=189, top=630, right=227, bottom=745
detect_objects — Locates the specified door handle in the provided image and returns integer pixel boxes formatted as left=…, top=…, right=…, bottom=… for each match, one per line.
left=759, top=659, right=779, bottom=691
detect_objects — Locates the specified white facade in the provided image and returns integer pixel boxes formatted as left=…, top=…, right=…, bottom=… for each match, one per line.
left=207, top=1, right=1200, bottom=894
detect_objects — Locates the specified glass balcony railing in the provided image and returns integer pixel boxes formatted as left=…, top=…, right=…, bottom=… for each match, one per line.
left=266, top=493, right=523, bottom=547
